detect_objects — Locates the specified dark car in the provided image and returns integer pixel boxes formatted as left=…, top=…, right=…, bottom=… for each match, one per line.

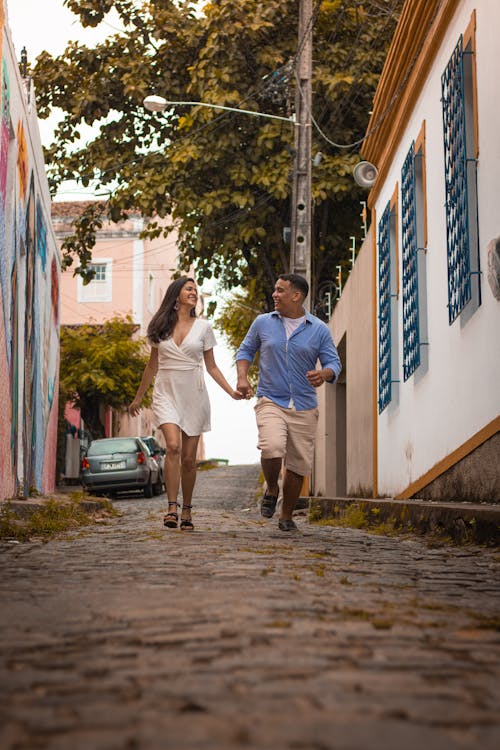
left=81, top=437, right=162, bottom=497
left=141, top=435, right=166, bottom=490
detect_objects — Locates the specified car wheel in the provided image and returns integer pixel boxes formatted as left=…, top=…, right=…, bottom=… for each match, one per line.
left=153, top=473, right=163, bottom=495
left=144, top=479, right=154, bottom=498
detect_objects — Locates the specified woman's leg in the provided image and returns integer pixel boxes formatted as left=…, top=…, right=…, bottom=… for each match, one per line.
left=180, top=432, right=200, bottom=521
left=159, top=423, right=182, bottom=507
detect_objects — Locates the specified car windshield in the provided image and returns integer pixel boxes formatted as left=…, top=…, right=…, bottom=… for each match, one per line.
left=142, top=437, right=158, bottom=451
left=87, top=439, right=139, bottom=456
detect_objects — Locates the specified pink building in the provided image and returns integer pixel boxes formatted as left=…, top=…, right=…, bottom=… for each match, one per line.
left=52, top=202, right=191, bottom=478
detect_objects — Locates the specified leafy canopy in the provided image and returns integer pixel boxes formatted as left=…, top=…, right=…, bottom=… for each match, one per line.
left=60, top=315, right=150, bottom=438
left=34, top=0, right=403, bottom=311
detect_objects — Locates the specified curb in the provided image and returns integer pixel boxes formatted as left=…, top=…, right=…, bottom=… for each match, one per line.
left=0, top=495, right=109, bottom=520
left=308, top=496, right=500, bottom=546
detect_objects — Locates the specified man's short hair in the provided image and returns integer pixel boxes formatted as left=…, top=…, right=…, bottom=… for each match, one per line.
left=277, top=273, right=309, bottom=299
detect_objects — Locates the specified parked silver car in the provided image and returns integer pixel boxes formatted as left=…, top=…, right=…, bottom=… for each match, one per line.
left=81, top=437, right=162, bottom=497
left=141, top=435, right=166, bottom=490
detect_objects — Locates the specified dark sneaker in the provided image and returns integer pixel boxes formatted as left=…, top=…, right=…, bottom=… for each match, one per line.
left=261, top=493, right=278, bottom=518
left=278, top=519, right=298, bottom=532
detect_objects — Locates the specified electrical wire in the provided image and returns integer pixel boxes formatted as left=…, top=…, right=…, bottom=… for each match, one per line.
left=296, top=0, right=444, bottom=151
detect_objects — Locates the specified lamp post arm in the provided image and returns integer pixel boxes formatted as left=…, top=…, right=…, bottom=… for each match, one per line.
left=163, top=100, right=294, bottom=124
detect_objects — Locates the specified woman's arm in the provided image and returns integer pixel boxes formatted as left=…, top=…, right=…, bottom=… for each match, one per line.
left=129, top=347, right=159, bottom=416
left=203, top=349, right=244, bottom=400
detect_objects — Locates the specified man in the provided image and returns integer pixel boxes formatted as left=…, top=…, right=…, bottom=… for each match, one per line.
left=236, top=274, right=341, bottom=531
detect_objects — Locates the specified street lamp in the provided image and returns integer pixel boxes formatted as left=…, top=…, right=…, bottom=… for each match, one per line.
left=143, top=95, right=294, bottom=124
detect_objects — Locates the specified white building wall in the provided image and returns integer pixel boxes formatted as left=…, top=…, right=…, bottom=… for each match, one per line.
left=375, top=0, right=500, bottom=496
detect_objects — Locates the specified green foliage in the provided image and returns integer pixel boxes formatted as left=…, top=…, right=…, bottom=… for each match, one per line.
left=212, top=281, right=265, bottom=382
left=0, top=496, right=116, bottom=542
left=60, top=315, right=150, bottom=438
left=35, top=0, right=403, bottom=316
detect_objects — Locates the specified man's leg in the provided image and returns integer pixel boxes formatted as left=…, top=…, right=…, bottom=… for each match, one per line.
left=280, top=468, right=304, bottom=521
left=261, top=457, right=281, bottom=499
left=279, top=406, right=318, bottom=530
left=255, top=399, right=287, bottom=518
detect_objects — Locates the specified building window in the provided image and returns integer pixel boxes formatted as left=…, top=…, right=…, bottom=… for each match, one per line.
left=401, top=127, right=428, bottom=380
left=378, top=189, right=399, bottom=413
left=91, top=263, right=107, bottom=282
left=77, top=260, right=112, bottom=303
left=441, top=21, right=480, bottom=325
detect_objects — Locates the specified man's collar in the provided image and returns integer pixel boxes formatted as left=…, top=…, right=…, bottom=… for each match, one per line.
left=271, top=310, right=313, bottom=323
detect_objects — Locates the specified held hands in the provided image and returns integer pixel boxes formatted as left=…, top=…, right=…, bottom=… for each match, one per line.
left=236, top=378, right=254, bottom=400
left=230, top=389, right=246, bottom=400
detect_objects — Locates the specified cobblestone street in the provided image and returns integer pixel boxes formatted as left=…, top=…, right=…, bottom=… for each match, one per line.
left=0, top=464, right=499, bottom=750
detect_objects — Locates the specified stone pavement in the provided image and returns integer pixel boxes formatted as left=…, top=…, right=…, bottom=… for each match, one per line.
left=0, top=464, right=499, bottom=750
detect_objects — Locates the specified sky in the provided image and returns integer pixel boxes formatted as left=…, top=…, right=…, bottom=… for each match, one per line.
left=7, top=0, right=260, bottom=465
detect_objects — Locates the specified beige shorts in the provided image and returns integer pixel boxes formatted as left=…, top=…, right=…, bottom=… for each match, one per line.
left=254, top=397, right=319, bottom=477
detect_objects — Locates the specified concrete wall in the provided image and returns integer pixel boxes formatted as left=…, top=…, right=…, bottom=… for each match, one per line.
left=415, top=432, right=500, bottom=502
left=0, top=4, right=60, bottom=499
left=315, top=233, right=374, bottom=498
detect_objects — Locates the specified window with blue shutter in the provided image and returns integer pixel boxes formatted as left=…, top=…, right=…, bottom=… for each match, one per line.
left=441, top=34, right=480, bottom=324
left=401, top=142, right=420, bottom=380
left=378, top=203, right=392, bottom=412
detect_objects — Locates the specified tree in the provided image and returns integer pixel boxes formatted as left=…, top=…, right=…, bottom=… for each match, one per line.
left=60, top=316, right=150, bottom=439
left=33, top=0, right=403, bottom=311
left=214, top=279, right=266, bottom=388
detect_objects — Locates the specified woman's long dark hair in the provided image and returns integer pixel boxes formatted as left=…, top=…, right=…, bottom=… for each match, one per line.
left=147, top=276, right=196, bottom=343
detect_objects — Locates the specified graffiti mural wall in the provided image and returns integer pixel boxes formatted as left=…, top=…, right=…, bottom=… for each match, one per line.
left=0, top=3, right=60, bottom=499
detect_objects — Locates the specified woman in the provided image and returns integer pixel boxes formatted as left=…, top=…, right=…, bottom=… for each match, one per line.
left=130, top=277, right=243, bottom=530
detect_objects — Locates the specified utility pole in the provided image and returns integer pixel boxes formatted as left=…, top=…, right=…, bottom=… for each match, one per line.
left=290, top=0, right=313, bottom=309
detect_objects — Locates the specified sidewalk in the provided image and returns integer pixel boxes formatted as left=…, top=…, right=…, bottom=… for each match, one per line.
left=309, top=495, right=500, bottom=545
left=0, top=464, right=499, bottom=750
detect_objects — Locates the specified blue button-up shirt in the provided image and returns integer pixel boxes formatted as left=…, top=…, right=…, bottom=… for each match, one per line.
left=236, top=311, right=342, bottom=410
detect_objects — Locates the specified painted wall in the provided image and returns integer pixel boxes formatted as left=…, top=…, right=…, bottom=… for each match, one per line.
left=373, top=1, right=500, bottom=497
left=315, top=233, right=374, bottom=498
left=0, top=4, right=60, bottom=499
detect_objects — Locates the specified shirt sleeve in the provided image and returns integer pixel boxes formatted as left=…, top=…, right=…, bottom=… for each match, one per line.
left=236, top=317, right=261, bottom=363
left=202, top=321, right=217, bottom=351
left=318, top=327, right=342, bottom=382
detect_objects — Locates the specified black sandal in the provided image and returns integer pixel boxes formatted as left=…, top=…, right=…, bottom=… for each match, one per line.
left=163, top=502, right=179, bottom=528
left=261, top=492, right=278, bottom=518
left=180, top=504, right=194, bottom=531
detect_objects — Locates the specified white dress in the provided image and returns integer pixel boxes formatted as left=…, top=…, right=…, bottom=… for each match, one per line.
left=152, top=318, right=217, bottom=436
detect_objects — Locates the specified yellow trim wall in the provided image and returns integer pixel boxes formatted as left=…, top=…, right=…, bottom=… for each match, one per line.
left=363, top=0, right=461, bottom=208
left=396, top=418, right=500, bottom=500
left=365, top=0, right=498, bottom=500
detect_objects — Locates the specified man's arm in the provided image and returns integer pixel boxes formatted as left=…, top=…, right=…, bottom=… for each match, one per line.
left=235, top=318, right=261, bottom=398
left=306, top=327, right=342, bottom=388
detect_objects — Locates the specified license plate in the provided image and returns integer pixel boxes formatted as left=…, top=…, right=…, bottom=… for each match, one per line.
left=100, top=461, right=126, bottom=470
